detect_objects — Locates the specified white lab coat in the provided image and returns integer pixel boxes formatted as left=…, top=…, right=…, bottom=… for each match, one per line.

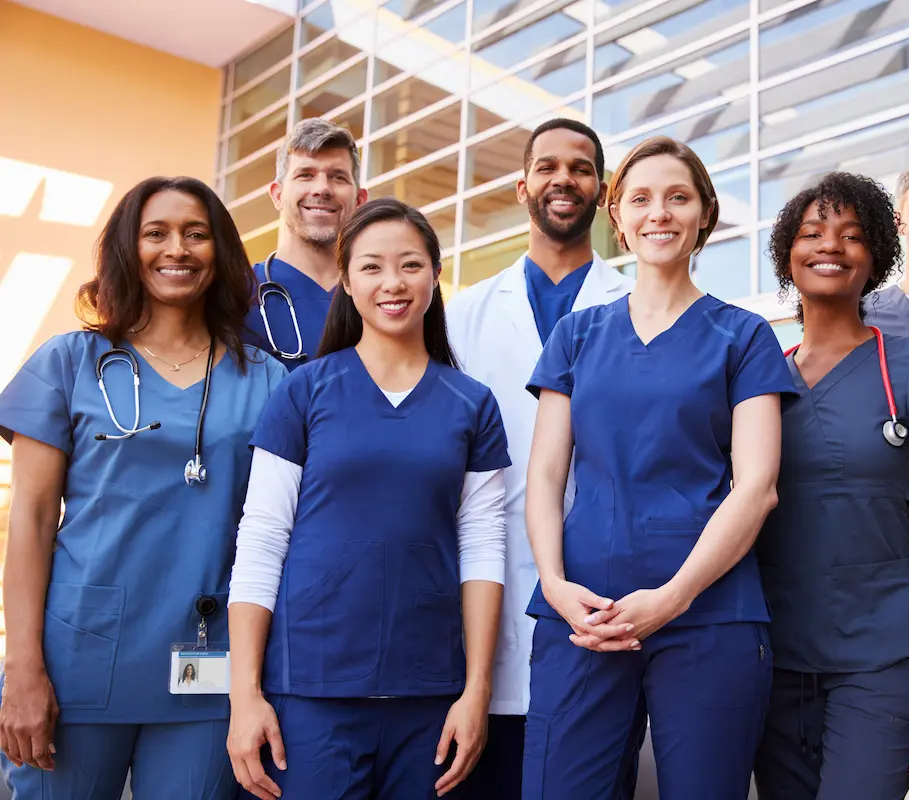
left=446, top=251, right=634, bottom=716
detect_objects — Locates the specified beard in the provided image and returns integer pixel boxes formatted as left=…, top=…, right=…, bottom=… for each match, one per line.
left=284, top=205, right=342, bottom=248
left=526, top=189, right=598, bottom=243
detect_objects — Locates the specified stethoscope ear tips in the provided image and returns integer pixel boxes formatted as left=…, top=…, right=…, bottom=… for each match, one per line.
left=883, top=419, right=908, bottom=447
left=150, top=421, right=162, bottom=430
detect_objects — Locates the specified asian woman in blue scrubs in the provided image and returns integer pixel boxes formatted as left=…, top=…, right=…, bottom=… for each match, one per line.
left=523, top=136, right=796, bottom=800
left=227, top=198, right=510, bottom=800
left=754, top=173, right=909, bottom=800
left=0, top=177, right=286, bottom=799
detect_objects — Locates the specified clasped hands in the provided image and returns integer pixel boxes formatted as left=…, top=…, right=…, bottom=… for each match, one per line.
left=541, top=579, right=689, bottom=652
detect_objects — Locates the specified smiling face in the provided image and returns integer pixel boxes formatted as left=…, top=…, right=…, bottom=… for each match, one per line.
left=611, top=153, right=712, bottom=273
left=788, top=200, right=874, bottom=309
left=270, top=147, right=366, bottom=247
left=137, top=190, right=216, bottom=312
left=518, top=128, right=605, bottom=243
left=344, top=219, right=439, bottom=343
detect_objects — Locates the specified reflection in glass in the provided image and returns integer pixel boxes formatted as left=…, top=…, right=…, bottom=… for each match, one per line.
left=712, top=166, right=751, bottom=231
left=467, top=128, right=529, bottom=188
left=439, top=255, right=455, bottom=301
left=368, top=156, right=459, bottom=208
left=378, top=1, right=467, bottom=46
left=227, top=107, right=288, bottom=166
left=426, top=205, right=457, bottom=250
left=759, top=0, right=909, bottom=80
left=460, top=233, right=528, bottom=287
left=758, top=228, right=777, bottom=294
left=759, top=118, right=909, bottom=221
left=691, top=235, right=751, bottom=300
left=374, top=17, right=465, bottom=87
left=593, top=33, right=750, bottom=139
left=234, top=26, right=294, bottom=90
left=759, top=40, right=909, bottom=150
left=463, top=185, right=526, bottom=242
left=243, top=226, right=279, bottom=266
left=230, top=66, right=292, bottom=128
left=368, top=103, right=462, bottom=179
left=327, top=103, right=366, bottom=142
left=472, top=10, right=585, bottom=73
left=513, top=46, right=586, bottom=98
left=371, top=72, right=454, bottom=134
left=298, top=40, right=363, bottom=90
left=296, top=62, right=368, bottom=124
left=224, top=149, right=277, bottom=203
left=230, top=192, right=277, bottom=236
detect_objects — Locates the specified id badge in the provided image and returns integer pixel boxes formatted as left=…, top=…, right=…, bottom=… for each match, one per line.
left=169, top=644, right=230, bottom=694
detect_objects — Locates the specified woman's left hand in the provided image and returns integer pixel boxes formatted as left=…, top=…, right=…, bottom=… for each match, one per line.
left=574, top=587, right=687, bottom=647
left=433, top=688, right=489, bottom=797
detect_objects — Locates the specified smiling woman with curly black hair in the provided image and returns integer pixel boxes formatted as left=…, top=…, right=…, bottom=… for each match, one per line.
left=754, top=172, right=909, bottom=800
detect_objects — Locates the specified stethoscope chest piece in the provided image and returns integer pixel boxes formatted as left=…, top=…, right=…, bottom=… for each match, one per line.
left=184, top=457, right=208, bottom=485
left=883, top=418, right=908, bottom=447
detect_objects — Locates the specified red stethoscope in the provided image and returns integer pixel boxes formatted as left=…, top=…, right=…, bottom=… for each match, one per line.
left=785, top=325, right=907, bottom=448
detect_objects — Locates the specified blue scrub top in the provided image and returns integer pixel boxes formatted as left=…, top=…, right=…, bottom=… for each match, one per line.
left=251, top=347, right=511, bottom=698
left=0, top=332, right=286, bottom=724
left=526, top=294, right=796, bottom=626
left=757, top=334, right=909, bottom=673
left=243, top=257, right=334, bottom=371
left=524, top=257, right=593, bottom=344
left=863, top=284, right=909, bottom=338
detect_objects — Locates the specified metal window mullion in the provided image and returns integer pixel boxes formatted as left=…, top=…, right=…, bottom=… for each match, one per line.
left=453, top=0, right=475, bottom=291
left=749, top=0, right=760, bottom=296
left=287, top=13, right=303, bottom=134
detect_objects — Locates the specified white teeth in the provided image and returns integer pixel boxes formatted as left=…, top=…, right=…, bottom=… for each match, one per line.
left=304, top=207, right=334, bottom=214
left=159, top=268, right=193, bottom=276
left=810, top=263, right=846, bottom=271
left=379, top=302, right=409, bottom=311
left=549, top=200, right=575, bottom=207
left=645, top=232, right=676, bottom=241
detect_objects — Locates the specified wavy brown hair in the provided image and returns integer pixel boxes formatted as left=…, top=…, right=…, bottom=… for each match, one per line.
left=77, top=176, right=255, bottom=370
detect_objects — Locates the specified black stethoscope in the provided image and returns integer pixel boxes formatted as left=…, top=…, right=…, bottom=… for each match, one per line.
left=785, top=325, right=907, bottom=447
left=257, top=251, right=306, bottom=361
left=94, top=340, right=216, bottom=485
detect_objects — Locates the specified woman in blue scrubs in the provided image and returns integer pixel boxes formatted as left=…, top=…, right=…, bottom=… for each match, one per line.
left=523, top=136, right=795, bottom=799
left=226, top=198, right=510, bottom=800
left=754, top=172, right=909, bottom=800
left=0, top=177, right=286, bottom=799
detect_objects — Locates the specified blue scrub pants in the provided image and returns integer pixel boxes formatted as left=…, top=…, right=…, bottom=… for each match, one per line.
left=247, top=694, right=454, bottom=799
left=523, top=617, right=771, bottom=800
left=1, top=719, right=235, bottom=799
left=754, top=662, right=909, bottom=800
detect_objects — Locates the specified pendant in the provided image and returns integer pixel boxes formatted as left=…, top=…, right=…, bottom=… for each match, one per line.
left=171, top=364, right=180, bottom=371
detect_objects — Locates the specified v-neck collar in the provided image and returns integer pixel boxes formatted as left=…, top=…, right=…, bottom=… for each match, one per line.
left=344, top=347, right=438, bottom=418
left=268, top=257, right=334, bottom=299
left=125, top=342, right=228, bottom=394
left=616, top=293, right=711, bottom=352
left=787, top=336, right=878, bottom=398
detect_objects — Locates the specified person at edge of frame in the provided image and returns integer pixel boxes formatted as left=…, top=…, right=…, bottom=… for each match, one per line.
left=862, top=170, right=909, bottom=334
left=522, top=136, right=796, bottom=799
left=226, top=198, right=510, bottom=800
left=445, top=117, right=639, bottom=800
left=243, top=117, right=367, bottom=370
left=0, top=176, right=286, bottom=799
left=753, top=172, right=909, bottom=800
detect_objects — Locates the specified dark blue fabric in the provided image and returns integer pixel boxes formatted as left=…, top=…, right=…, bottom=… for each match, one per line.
left=243, top=257, right=333, bottom=370
left=757, top=334, right=909, bottom=672
left=251, top=348, right=510, bottom=697
left=524, top=257, right=592, bottom=344
left=526, top=294, right=796, bottom=626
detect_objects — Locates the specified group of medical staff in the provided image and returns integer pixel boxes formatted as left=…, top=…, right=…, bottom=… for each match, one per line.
left=0, top=113, right=906, bottom=800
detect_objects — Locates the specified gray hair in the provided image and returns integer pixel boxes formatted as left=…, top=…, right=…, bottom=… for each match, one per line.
left=275, top=118, right=361, bottom=185
left=898, top=170, right=909, bottom=203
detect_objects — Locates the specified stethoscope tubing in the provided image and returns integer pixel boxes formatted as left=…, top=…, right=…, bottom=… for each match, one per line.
left=257, top=251, right=306, bottom=361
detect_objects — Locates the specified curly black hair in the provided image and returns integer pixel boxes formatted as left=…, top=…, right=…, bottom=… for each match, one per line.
left=770, top=171, right=902, bottom=323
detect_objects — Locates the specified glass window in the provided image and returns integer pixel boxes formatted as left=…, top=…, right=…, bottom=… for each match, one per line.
left=426, top=204, right=457, bottom=251
left=234, top=26, right=294, bottom=90
left=299, top=0, right=363, bottom=47
left=327, top=102, right=366, bottom=141
left=771, top=319, right=802, bottom=350
left=230, top=192, right=277, bottom=236
left=472, top=0, right=517, bottom=34
left=471, top=9, right=585, bottom=74
left=379, top=1, right=467, bottom=45
left=295, top=61, right=368, bottom=123
left=592, top=32, right=749, bottom=139
left=463, top=185, right=527, bottom=242
left=594, top=0, right=749, bottom=81
left=224, top=149, right=277, bottom=203
left=299, top=1, right=336, bottom=45
left=368, top=155, right=459, bottom=208
left=297, top=39, right=363, bottom=90
left=513, top=45, right=587, bottom=97
left=466, top=127, right=528, bottom=188
left=758, top=227, right=778, bottom=294
left=367, top=103, right=462, bottom=179
left=759, top=0, right=909, bottom=80
left=374, top=5, right=467, bottom=86
left=713, top=166, right=751, bottom=230
left=226, top=107, right=288, bottom=166
left=440, top=255, right=455, bottom=301
left=230, top=66, right=292, bottom=128
left=691, top=235, right=751, bottom=300
left=759, top=40, right=909, bottom=151
left=459, top=233, right=528, bottom=287
left=592, top=208, right=622, bottom=263
left=759, top=117, right=909, bottom=221
left=243, top=226, right=279, bottom=265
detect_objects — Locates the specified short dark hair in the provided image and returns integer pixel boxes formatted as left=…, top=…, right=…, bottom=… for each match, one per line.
left=523, top=118, right=605, bottom=182
left=77, top=176, right=255, bottom=370
left=317, top=198, right=458, bottom=368
left=770, top=172, right=902, bottom=323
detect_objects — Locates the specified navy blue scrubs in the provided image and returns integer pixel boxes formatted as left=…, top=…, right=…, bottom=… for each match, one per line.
left=524, top=294, right=795, bottom=800
left=754, top=334, right=909, bottom=800
left=243, top=256, right=334, bottom=370
left=525, top=257, right=592, bottom=344
left=246, top=348, right=511, bottom=798
left=863, top=283, right=909, bottom=337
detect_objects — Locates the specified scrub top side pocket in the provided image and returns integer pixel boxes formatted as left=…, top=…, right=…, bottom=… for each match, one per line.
left=642, top=518, right=709, bottom=599
left=562, top=479, right=615, bottom=597
left=42, top=582, right=125, bottom=709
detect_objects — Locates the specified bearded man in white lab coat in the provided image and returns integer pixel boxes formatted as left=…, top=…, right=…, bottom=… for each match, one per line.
left=446, top=118, right=638, bottom=798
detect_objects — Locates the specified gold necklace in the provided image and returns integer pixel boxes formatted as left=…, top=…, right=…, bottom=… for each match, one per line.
left=136, top=337, right=210, bottom=372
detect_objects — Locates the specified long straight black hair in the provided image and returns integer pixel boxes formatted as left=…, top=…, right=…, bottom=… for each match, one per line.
left=317, top=198, right=458, bottom=368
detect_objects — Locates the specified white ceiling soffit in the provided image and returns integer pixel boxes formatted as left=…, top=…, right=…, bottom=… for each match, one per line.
left=11, top=0, right=294, bottom=67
